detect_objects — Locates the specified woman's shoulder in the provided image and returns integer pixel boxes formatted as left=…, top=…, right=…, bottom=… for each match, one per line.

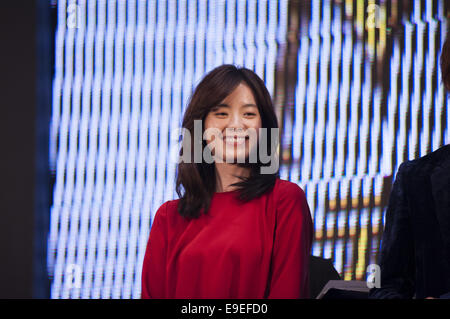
left=272, top=178, right=311, bottom=222
left=274, top=178, right=306, bottom=194
left=154, top=199, right=180, bottom=219
left=273, top=178, right=307, bottom=202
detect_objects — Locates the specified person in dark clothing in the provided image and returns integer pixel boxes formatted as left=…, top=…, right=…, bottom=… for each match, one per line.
left=369, top=32, right=450, bottom=299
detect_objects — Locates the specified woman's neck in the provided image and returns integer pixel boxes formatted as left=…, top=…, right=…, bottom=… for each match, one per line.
left=214, top=162, right=251, bottom=192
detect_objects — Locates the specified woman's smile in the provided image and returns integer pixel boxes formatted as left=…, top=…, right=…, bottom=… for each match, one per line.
left=223, top=135, right=249, bottom=146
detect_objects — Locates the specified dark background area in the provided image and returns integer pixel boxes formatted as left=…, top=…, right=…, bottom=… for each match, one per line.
left=0, top=0, right=52, bottom=298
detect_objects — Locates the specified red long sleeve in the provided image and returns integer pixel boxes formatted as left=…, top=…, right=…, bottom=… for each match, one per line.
left=141, top=178, right=313, bottom=299
left=266, top=183, right=313, bottom=298
left=141, top=202, right=168, bottom=299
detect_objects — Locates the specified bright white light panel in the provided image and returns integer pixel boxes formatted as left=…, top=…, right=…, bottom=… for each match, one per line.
left=48, top=0, right=287, bottom=299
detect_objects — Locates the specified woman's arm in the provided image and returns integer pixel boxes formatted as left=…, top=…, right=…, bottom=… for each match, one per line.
left=267, top=182, right=313, bottom=299
left=369, top=162, right=416, bottom=299
left=141, top=202, right=168, bottom=299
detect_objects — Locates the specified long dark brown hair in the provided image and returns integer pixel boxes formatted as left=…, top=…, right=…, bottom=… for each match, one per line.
left=441, top=30, right=450, bottom=91
left=175, top=64, right=280, bottom=219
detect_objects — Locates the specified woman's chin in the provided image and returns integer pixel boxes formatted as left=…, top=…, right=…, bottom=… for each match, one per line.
left=211, top=153, right=247, bottom=163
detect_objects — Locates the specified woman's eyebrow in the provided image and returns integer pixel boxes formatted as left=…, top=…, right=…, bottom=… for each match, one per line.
left=210, top=104, right=228, bottom=111
left=214, top=103, right=257, bottom=108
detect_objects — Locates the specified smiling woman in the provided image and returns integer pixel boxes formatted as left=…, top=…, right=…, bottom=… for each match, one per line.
left=204, top=83, right=262, bottom=166
left=176, top=64, right=280, bottom=219
left=141, top=65, right=313, bottom=299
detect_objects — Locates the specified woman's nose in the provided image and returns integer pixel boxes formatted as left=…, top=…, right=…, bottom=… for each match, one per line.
left=226, top=113, right=245, bottom=130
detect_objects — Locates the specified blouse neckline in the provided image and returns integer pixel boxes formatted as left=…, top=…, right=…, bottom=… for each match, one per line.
left=213, top=189, right=240, bottom=196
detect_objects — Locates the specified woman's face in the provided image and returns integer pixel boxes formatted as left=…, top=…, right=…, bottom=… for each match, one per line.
left=204, top=83, right=262, bottom=163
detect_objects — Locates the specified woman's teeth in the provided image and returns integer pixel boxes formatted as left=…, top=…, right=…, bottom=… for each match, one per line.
left=224, top=136, right=247, bottom=144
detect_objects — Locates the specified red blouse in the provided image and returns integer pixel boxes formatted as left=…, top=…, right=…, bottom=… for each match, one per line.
left=141, top=178, right=313, bottom=299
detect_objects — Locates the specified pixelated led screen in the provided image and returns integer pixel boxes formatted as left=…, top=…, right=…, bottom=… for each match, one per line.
left=48, top=0, right=449, bottom=298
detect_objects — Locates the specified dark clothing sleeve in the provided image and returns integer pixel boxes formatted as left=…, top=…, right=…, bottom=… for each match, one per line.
left=369, top=162, right=416, bottom=299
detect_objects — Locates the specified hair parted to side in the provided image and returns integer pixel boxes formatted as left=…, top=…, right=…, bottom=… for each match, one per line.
left=441, top=29, right=450, bottom=91
left=175, top=64, right=280, bottom=219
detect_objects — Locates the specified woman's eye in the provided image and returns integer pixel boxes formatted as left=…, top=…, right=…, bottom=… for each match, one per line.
left=245, top=112, right=256, bottom=116
left=215, top=112, right=227, bottom=116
